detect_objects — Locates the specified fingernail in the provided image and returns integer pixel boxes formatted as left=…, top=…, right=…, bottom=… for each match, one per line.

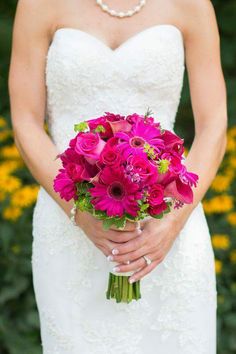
left=113, top=266, right=120, bottom=272
left=129, top=277, right=135, bottom=284
left=112, top=248, right=119, bottom=255
left=137, top=229, right=142, bottom=235
left=125, top=260, right=130, bottom=265
left=107, top=255, right=113, bottom=261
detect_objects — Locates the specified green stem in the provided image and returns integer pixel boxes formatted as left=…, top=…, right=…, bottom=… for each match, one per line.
left=121, top=276, right=127, bottom=302
left=106, top=274, right=142, bottom=303
left=128, top=280, right=133, bottom=303
left=106, top=273, right=112, bottom=299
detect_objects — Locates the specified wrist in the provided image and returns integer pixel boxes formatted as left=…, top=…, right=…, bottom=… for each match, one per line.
left=165, top=206, right=190, bottom=234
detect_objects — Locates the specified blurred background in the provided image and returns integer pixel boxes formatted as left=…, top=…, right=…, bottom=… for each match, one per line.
left=0, top=0, right=235, bottom=353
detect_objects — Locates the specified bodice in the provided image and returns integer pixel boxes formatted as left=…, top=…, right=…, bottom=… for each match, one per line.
left=45, top=24, right=185, bottom=151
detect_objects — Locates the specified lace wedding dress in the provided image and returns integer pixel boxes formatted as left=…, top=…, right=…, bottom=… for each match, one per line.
left=32, top=24, right=217, bottom=354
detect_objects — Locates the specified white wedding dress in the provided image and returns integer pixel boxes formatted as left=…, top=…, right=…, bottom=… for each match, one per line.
left=32, top=24, right=217, bottom=354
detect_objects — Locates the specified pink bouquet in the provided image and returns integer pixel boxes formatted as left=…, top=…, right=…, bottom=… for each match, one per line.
left=54, top=108, right=198, bottom=303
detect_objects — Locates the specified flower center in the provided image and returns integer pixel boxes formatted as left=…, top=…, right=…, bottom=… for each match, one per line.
left=130, top=136, right=145, bottom=148
left=108, top=182, right=125, bottom=200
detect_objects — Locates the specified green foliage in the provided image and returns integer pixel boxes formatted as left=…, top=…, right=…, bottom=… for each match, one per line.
left=74, top=121, right=89, bottom=132
left=0, top=1, right=235, bottom=353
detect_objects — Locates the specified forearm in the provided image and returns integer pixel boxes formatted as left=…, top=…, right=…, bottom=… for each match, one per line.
left=168, top=123, right=227, bottom=230
left=13, top=117, right=73, bottom=217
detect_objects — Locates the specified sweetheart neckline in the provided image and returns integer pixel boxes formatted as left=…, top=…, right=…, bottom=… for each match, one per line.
left=51, top=24, right=184, bottom=53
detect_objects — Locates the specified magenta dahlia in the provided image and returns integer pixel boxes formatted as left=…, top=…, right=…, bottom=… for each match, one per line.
left=89, top=166, right=142, bottom=217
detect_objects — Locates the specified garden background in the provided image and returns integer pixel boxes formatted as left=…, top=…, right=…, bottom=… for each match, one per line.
left=0, top=0, right=236, bottom=353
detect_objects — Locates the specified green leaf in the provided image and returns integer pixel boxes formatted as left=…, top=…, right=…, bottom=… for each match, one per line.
left=103, top=218, right=115, bottom=230
left=113, top=217, right=126, bottom=230
left=74, top=121, right=89, bottom=132
left=158, top=159, right=170, bottom=174
left=140, top=203, right=149, bottom=212
left=152, top=212, right=164, bottom=219
left=94, top=125, right=106, bottom=133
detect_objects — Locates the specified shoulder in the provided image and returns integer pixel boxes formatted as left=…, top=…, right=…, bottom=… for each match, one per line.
left=173, top=0, right=219, bottom=43
left=16, top=0, right=56, bottom=15
left=173, top=0, right=215, bottom=16
left=15, top=0, right=61, bottom=38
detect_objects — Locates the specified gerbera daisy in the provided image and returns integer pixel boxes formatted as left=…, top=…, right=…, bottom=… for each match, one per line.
left=89, top=166, right=142, bottom=217
left=115, top=119, right=164, bottom=159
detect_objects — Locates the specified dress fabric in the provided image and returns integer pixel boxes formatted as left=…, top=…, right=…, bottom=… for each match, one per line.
left=32, top=24, right=217, bottom=354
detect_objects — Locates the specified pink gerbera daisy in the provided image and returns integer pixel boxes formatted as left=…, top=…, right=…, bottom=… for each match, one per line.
left=115, top=119, right=164, bottom=159
left=89, top=167, right=142, bottom=217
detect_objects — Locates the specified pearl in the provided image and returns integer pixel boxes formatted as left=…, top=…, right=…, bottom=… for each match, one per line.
left=101, top=4, right=108, bottom=10
left=127, top=10, right=134, bottom=16
left=96, top=0, right=146, bottom=18
left=110, top=9, right=116, bottom=16
left=134, top=6, right=141, bottom=12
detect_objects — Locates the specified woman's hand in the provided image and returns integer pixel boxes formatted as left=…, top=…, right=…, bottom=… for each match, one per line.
left=75, top=210, right=141, bottom=257
left=106, top=215, right=182, bottom=283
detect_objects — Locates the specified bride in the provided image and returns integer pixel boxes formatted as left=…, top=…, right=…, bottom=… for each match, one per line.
left=9, top=0, right=227, bottom=353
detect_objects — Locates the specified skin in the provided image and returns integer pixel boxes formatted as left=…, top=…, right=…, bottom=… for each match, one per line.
left=9, top=0, right=227, bottom=284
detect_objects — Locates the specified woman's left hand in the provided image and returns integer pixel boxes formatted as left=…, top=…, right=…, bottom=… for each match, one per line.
left=107, top=215, right=182, bottom=283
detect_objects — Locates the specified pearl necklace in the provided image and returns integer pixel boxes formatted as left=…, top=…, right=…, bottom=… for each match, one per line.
left=96, top=0, right=146, bottom=18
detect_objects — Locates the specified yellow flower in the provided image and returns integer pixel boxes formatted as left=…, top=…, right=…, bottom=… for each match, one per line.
left=215, top=260, right=222, bottom=274
left=3, top=206, right=22, bottom=221
left=227, top=212, right=236, bottom=226
left=228, top=156, right=236, bottom=169
left=230, top=250, right=236, bottom=263
left=228, top=126, right=236, bottom=139
left=211, top=234, right=230, bottom=250
left=211, top=174, right=232, bottom=192
left=226, top=136, right=236, bottom=152
left=0, top=116, right=7, bottom=128
left=10, top=185, right=39, bottom=208
left=0, top=130, right=12, bottom=142
left=0, top=160, right=23, bottom=176
left=1, top=144, right=22, bottom=160
left=0, top=175, right=22, bottom=193
left=203, top=195, right=234, bottom=214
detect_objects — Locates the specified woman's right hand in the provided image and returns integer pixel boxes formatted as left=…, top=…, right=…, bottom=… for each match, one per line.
left=75, top=210, right=142, bottom=257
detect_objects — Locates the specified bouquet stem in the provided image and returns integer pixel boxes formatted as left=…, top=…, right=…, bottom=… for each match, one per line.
left=106, top=272, right=141, bottom=303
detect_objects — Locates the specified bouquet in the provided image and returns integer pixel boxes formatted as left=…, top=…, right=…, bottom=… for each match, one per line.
left=53, top=108, right=198, bottom=303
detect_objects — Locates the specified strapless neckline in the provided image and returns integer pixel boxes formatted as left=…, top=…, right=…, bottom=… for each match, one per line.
left=50, top=24, right=184, bottom=53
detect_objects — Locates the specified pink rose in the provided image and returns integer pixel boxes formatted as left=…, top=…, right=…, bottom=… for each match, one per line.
left=147, top=184, right=164, bottom=206
left=66, top=163, right=89, bottom=182
left=58, top=148, right=99, bottom=181
left=148, top=201, right=167, bottom=217
left=75, top=132, right=106, bottom=162
left=100, top=147, right=121, bottom=166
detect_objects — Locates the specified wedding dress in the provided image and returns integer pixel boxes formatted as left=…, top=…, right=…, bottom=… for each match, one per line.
left=32, top=24, right=217, bottom=354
